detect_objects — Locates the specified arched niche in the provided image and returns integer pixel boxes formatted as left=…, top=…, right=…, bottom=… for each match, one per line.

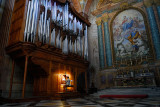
left=110, top=7, right=154, bottom=62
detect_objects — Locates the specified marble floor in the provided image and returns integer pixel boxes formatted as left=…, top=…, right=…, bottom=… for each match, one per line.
left=0, top=97, right=160, bottom=107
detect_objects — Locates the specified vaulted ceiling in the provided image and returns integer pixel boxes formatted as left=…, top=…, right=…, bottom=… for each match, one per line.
left=71, top=0, right=93, bottom=16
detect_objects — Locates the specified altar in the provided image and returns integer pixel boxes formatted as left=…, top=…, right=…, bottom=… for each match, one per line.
left=113, top=56, right=157, bottom=87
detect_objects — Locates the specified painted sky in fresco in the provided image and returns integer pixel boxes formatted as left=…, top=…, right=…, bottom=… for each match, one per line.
left=112, top=9, right=150, bottom=60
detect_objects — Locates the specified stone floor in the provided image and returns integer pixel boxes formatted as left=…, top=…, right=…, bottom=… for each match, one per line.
left=1, top=88, right=160, bottom=107
left=0, top=97, right=160, bottom=107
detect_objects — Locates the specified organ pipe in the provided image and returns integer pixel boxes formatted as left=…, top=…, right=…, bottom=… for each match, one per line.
left=27, top=0, right=34, bottom=42
left=23, top=0, right=89, bottom=59
left=43, top=0, right=47, bottom=43
left=84, top=25, right=88, bottom=60
left=24, top=0, right=31, bottom=41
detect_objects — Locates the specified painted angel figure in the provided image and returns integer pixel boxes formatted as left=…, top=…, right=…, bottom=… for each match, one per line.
left=121, top=16, right=134, bottom=31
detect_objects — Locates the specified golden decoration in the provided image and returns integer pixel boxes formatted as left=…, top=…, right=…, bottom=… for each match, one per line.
left=143, top=0, right=153, bottom=7
left=112, top=0, right=124, bottom=3
left=97, top=0, right=104, bottom=9
left=96, top=19, right=102, bottom=26
left=120, top=2, right=129, bottom=9
left=102, top=15, right=109, bottom=22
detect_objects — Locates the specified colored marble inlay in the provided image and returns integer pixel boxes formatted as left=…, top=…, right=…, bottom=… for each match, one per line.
left=146, top=7, right=160, bottom=59
left=103, top=22, right=112, bottom=67
left=157, top=6, right=160, bottom=20
left=97, top=25, right=105, bottom=68
left=1, top=96, right=160, bottom=107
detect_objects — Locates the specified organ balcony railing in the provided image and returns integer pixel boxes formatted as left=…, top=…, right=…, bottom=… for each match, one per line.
left=8, top=0, right=90, bottom=60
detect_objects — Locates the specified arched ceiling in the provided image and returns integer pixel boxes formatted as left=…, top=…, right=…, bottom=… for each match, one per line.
left=71, top=0, right=93, bottom=16
left=79, top=0, right=87, bottom=12
left=97, top=0, right=124, bottom=9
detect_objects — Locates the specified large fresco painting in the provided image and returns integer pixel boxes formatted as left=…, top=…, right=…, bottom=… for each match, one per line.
left=112, top=9, right=150, bottom=60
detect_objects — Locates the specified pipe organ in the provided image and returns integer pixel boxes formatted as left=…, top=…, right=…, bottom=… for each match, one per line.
left=23, top=0, right=89, bottom=58
left=6, top=0, right=90, bottom=98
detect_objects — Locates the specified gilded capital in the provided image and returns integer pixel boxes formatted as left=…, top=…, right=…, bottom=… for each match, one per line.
left=120, top=2, right=129, bottom=9
left=102, top=15, right=109, bottom=22
left=154, top=0, right=160, bottom=6
left=96, top=20, right=102, bottom=26
left=143, top=0, right=153, bottom=7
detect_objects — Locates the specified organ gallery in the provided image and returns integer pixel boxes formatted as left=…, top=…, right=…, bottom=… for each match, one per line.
left=5, top=0, right=90, bottom=98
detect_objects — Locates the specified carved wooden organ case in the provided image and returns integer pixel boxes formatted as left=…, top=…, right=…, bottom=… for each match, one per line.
left=6, top=0, right=90, bottom=97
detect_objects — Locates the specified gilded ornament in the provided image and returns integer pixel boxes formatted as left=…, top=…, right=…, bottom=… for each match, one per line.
left=120, top=2, right=129, bottom=9
left=112, top=0, right=124, bottom=3
left=102, top=15, right=109, bottom=22
left=96, top=20, right=102, bottom=26
left=143, top=0, right=153, bottom=7
left=97, top=0, right=104, bottom=9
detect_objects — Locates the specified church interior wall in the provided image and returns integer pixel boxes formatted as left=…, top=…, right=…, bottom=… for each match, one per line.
left=0, top=0, right=33, bottom=98
left=88, top=0, right=160, bottom=89
left=0, top=0, right=160, bottom=99
left=87, top=0, right=100, bottom=88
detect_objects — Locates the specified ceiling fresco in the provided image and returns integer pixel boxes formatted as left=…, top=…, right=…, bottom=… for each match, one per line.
left=79, top=0, right=87, bottom=12
left=97, top=0, right=124, bottom=9
left=71, top=0, right=93, bottom=15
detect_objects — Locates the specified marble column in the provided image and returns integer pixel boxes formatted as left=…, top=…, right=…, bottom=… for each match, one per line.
left=154, top=0, right=160, bottom=20
left=144, top=0, right=160, bottom=59
left=96, top=20, right=105, bottom=69
left=102, top=15, right=112, bottom=67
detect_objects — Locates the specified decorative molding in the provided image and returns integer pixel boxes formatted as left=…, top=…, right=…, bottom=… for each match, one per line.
left=143, top=0, right=153, bottom=7
left=97, top=0, right=104, bottom=9
left=120, top=2, right=129, bottom=9
left=112, top=0, right=124, bottom=3
left=102, top=14, right=110, bottom=22
left=97, top=0, right=124, bottom=9
left=96, top=19, right=102, bottom=26
left=92, top=0, right=144, bottom=17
